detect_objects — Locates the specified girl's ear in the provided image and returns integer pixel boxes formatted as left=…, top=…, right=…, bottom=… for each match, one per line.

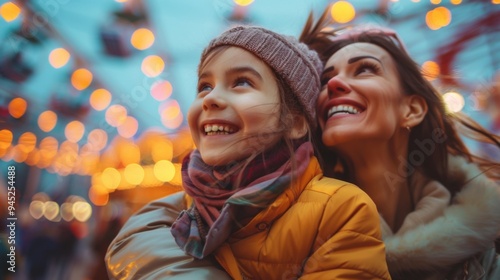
left=287, top=115, right=309, bottom=139
left=401, top=94, right=428, bottom=128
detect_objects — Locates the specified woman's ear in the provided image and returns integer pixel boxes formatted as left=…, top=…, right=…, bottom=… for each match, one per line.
left=287, top=115, right=309, bottom=139
left=402, top=94, right=428, bottom=128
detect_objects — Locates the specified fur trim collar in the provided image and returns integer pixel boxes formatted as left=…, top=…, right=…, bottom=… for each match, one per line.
left=383, top=155, right=500, bottom=276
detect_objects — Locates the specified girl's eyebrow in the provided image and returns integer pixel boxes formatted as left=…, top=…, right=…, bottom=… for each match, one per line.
left=348, top=55, right=382, bottom=64
left=226, top=66, right=263, bottom=81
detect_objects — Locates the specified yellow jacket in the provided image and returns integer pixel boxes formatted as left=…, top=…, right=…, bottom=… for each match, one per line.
left=106, top=157, right=390, bottom=279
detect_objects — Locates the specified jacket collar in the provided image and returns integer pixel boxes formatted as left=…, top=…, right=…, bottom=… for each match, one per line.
left=383, top=155, right=500, bottom=276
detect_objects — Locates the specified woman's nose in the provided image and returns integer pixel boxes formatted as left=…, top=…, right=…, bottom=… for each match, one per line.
left=327, top=76, right=351, bottom=97
left=202, top=89, right=227, bottom=111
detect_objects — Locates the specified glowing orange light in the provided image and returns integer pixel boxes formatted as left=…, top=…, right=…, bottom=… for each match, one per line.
left=151, top=140, right=173, bottom=162
left=150, top=80, right=173, bottom=101
left=89, top=88, right=112, bottom=111
left=8, top=97, right=27, bottom=119
left=65, top=120, right=85, bottom=143
left=87, top=129, right=108, bottom=151
left=233, top=0, right=254, bottom=6
left=101, top=168, right=121, bottom=190
left=71, top=68, right=93, bottom=91
left=154, top=160, right=175, bottom=182
left=118, top=141, right=140, bottom=166
left=141, top=55, right=165, bottom=77
left=0, top=130, right=13, bottom=149
left=426, top=7, right=451, bottom=30
left=422, top=61, right=440, bottom=81
left=18, top=132, right=37, bottom=153
left=89, top=185, right=109, bottom=206
left=0, top=2, right=21, bottom=22
left=434, top=7, right=451, bottom=27
left=330, top=1, right=355, bottom=24
left=38, top=110, right=58, bottom=132
left=117, top=116, right=139, bottom=138
left=450, top=0, right=462, bottom=4
left=131, top=28, right=155, bottom=50
left=124, top=163, right=144, bottom=185
left=39, top=136, right=59, bottom=158
left=105, top=104, right=128, bottom=127
left=49, top=48, right=70, bottom=68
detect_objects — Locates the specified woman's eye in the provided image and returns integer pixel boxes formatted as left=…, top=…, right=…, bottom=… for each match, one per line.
left=320, top=76, right=331, bottom=87
left=355, top=62, right=380, bottom=75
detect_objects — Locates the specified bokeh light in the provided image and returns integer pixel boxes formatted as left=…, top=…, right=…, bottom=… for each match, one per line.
left=71, top=68, right=93, bottom=90
left=87, top=129, right=108, bottom=152
left=101, top=167, right=121, bottom=190
left=150, top=80, right=173, bottom=101
left=422, top=61, right=440, bottom=81
left=131, top=28, right=155, bottom=50
left=89, top=185, right=109, bottom=206
left=141, top=55, right=165, bottom=77
left=17, top=132, right=37, bottom=153
left=65, top=120, right=85, bottom=143
left=426, top=7, right=451, bottom=30
left=73, top=201, right=92, bottom=222
left=117, top=116, right=139, bottom=138
left=160, top=100, right=183, bottom=129
left=330, top=1, right=355, bottom=24
left=89, top=88, right=112, bottom=111
left=443, top=91, right=465, bottom=113
left=234, top=0, right=254, bottom=6
left=49, top=48, right=71, bottom=68
left=8, top=97, right=27, bottom=119
left=0, top=2, right=21, bottom=22
left=124, top=163, right=145, bottom=185
left=38, top=110, right=58, bottom=132
left=154, top=160, right=175, bottom=182
left=0, top=130, right=13, bottom=149
left=105, top=104, right=128, bottom=127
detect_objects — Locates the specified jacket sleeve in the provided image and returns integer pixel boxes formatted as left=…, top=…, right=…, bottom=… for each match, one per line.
left=300, top=184, right=391, bottom=280
left=105, top=191, right=231, bottom=280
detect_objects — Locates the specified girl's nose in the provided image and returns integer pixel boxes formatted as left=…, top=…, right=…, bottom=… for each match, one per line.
left=327, top=76, right=351, bottom=97
left=202, top=89, right=227, bottom=111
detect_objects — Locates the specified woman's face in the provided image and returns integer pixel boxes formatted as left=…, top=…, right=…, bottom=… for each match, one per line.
left=316, top=42, right=406, bottom=150
left=188, top=47, right=282, bottom=166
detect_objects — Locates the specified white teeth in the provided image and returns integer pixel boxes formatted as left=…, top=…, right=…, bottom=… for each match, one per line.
left=204, top=124, right=235, bottom=134
left=328, top=105, right=360, bottom=118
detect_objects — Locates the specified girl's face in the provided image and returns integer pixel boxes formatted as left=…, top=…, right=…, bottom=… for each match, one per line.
left=316, top=43, right=406, bottom=150
left=188, top=47, right=282, bottom=166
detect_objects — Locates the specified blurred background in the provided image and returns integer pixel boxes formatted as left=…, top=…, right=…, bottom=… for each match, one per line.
left=0, top=0, right=499, bottom=279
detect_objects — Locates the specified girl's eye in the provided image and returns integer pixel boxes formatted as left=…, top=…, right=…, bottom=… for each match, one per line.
left=197, top=83, right=212, bottom=94
left=234, top=77, right=252, bottom=88
left=355, top=62, right=380, bottom=75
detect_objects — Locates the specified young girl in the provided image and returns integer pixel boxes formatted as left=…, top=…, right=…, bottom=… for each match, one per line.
left=106, top=26, right=391, bottom=279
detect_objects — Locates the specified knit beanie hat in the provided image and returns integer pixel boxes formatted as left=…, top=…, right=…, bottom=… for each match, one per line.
left=199, top=25, right=323, bottom=129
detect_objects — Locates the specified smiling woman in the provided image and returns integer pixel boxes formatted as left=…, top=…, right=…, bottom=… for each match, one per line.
left=301, top=8, right=500, bottom=280
left=105, top=25, right=391, bottom=280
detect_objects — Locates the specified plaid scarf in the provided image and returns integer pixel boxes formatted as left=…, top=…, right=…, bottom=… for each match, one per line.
left=171, top=140, right=313, bottom=259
